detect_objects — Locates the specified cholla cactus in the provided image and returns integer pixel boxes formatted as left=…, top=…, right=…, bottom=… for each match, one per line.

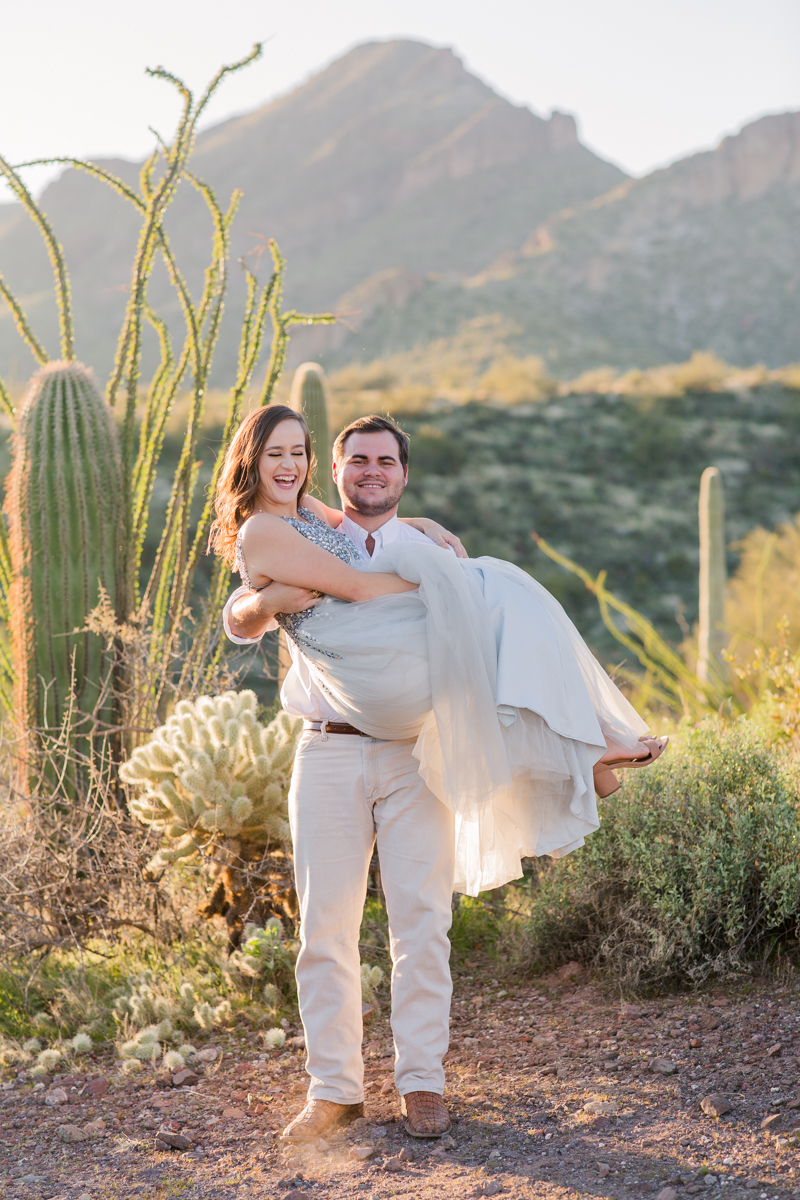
left=121, top=691, right=300, bottom=875
left=36, top=1048, right=62, bottom=1072
left=228, top=919, right=291, bottom=982
left=361, top=964, right=384, bottom=1007
left=264, top=1027, right=286, bottom=1050
left=70, top=1033, right=93, bottom=1054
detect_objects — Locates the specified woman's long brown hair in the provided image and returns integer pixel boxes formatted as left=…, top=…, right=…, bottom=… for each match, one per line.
left=209, top=405, right=314, bottom=567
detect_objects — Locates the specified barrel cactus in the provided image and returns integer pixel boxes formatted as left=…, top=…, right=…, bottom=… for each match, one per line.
left=5, top=361, right=124, bottom=764
left=120, top=690, right=300, bottom=876
left=289, top=362, right=332, bottom=503
left=697, top=466, right=727, bottom=688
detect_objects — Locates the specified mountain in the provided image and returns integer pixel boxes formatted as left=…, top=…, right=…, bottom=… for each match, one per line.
left=0, top=39, right=624, bottom=385
left=326, top=111, right=800, bottom=375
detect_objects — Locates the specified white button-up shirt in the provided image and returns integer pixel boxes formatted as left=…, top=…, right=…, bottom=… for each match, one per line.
left=222, top=513, right=443, bottom=721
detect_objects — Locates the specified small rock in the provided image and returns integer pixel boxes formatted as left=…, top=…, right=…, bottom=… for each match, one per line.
left=703, top=1174, right=718, bottom=1186
left=776, top=1136, right=791, bottom=1149
left=685, top=1185, right=703, bottom=1195
left=45, top=1087, right=69, bottom=1106
left=711, top=997, right=729, bottom=1007
left=743, top=1180, right=761, bottom=1190
left=650, top=1058, right=678, bottom=1075
left=231, top=1089, right=249, bottom=1101
left=222, top=1106, right=247, bottom=1119
left=349, top=1145, right=375, bottom=1160
left=690, top=1038, right=703, bottom=1049
left=86, top=1077, right=110, bottom=1097
left=699, top=1014, right=720, bottom=1032
left=82, top=1118, right=106, bottom=1134
left=361, top=1001, right=375, bottom=1023
left=57, top=1123, right=89, bottom=1143
left=316, top=1137, right=330, bottom=1151
left=588, top=1115, right=610, bottom=1130
left=156, top=1129, right=191, bottom=1150
left=657, top=1189, right=678, bottom=1200
left=172, top=1069, right=199, bottom=1088
left=380, top=1078, right=394, bottom=1094
left=287, top=1035, right=305, bottom=1049
left=398, top=1146, right=414, bottom=1161
left=351, top=1117, right=369, bottom=1133
left=620, top=1004, right=645, bottom=1018
left=555, top=961, right=583, bottom=982
left=283, top=1192, right=306, bottom=1200
left=787, top=1097, right=800, bottom=1110
left=480, top=1184, right=503, bottom=1197
left=623, top=1177, right=638, bottom=1187
left=194, top=1047, right=219, bottom=1063
left=384, top=1157, right=404, bottom=1172
left=597, top=1163, right=611, bottom=1178
left=584, top=1100, right=620, bottom=1115
left=761, top=1113, right=782, bottom=1130
left=701, top=1094, right=732, bottom=1118
left=767, top=1043, right=782, bottom=1058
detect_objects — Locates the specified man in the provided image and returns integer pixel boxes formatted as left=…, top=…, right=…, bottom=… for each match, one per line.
left=224, top=415, right=461, bottom=1142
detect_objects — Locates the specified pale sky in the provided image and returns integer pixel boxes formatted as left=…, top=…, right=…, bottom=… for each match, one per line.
left=2, top=0, right=800, bottom=201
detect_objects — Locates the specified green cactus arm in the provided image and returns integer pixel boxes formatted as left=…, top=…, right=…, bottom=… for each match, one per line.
left=0, top=273, right=49, bottom=370
left=0, top=155, right=73, bottom=360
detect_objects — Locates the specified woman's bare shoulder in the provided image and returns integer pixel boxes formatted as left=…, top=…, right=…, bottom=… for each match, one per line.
left=240, top=512, right=299, bottom=552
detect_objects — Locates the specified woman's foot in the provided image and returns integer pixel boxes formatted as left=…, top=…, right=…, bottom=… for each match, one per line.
left=593, top=736, right=669, bottom=797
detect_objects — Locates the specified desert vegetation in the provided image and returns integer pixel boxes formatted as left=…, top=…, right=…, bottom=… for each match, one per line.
left=1, top=44, right=800, bottom=1130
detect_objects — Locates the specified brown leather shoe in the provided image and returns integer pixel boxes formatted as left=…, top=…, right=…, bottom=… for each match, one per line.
left=281, top=1098, right=364, bottom=1142
left=401, top=1091, right=451, bottom=1138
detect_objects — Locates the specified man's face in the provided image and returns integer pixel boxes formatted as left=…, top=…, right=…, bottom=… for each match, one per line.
left=332, top=430, right=408, bottom=516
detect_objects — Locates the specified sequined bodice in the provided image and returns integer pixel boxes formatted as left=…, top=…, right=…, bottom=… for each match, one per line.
left=235, top=507, right=359, bottom=652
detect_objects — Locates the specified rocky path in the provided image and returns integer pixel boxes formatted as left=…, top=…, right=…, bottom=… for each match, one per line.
left=3, top=966, right=800, bottom=1200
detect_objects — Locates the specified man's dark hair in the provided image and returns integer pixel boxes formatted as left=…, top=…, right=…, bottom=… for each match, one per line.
left=332, top=414, right=410, bottom=470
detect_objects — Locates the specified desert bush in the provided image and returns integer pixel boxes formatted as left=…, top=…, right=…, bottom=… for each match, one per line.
left=512, top=721, right=800, bottom=993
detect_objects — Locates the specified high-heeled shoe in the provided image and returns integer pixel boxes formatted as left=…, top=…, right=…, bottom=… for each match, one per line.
left=593, top=736, right=669, bottom=798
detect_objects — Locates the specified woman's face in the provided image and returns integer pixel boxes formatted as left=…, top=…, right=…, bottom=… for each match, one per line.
left=256, top=418, right=309, bottom=508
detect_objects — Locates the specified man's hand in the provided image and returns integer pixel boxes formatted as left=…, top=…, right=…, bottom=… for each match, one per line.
left=229, top=582, right=323, bottom=641
left=399, top=517, right=468, bottom=558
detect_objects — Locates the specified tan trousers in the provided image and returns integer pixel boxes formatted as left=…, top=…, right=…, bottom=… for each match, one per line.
left=288, top=730, right=456, bottom=1103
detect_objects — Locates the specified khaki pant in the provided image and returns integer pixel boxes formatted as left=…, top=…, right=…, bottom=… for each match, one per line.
left=288, top=730, right=456, bottom=1103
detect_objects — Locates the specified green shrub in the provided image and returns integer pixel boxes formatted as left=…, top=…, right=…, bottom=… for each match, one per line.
left=515, top=720, right=800, bottom=993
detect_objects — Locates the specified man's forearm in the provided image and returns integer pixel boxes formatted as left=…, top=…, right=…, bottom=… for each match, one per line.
left=229, top=591, right=278, bottom=640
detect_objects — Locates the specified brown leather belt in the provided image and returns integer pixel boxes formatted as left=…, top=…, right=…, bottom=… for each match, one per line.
left=303, top=720, right=368, bottom=736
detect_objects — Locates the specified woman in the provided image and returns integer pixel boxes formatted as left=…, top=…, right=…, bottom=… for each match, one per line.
left=210, top=405, right=665, bottom=894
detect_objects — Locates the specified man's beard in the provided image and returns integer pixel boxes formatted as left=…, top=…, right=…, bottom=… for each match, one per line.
left=342, top=478, right=406, bottom=516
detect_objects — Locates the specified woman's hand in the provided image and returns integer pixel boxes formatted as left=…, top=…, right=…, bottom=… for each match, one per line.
left=400, top=517, right=467, bottom=558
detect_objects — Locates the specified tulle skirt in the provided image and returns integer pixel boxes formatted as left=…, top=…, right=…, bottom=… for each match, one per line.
left=290, top=543, right=649, bottom=895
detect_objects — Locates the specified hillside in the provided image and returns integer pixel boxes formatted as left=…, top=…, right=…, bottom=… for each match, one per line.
left=391, top=382, right=800, bottom=661
left=0, top=39, right=623, bottom=385
left=325, top=111, right=800, bottom=374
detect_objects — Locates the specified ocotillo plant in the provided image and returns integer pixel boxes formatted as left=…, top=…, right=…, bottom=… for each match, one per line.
left=697, top=465, right=728, bottom=689
left=289, top=362, right=333, bottom=504
left=5, top=362, right=124, bottom=782
left=0, top=49, right=335, bottom=766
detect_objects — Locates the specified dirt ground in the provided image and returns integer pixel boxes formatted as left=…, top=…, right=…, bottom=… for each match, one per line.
left=3, top=963, right=800, bottom=1200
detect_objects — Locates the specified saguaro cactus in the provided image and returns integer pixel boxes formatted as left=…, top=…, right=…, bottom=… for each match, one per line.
left=5, top=361, right=124, bottom=747
left=697, top=465, right=727, bottom=688
left=289, top=362, right=332, bottom=504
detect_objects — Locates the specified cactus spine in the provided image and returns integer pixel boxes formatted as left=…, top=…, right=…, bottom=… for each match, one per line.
left=289, top=362, right=333, bottom=504
left=697, top=465, right=727, bottom=688
left=6, top=362, right=124, bottom=751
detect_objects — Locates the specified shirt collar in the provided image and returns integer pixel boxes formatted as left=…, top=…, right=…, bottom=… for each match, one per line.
left=340, top=513, right=401, bottom=556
